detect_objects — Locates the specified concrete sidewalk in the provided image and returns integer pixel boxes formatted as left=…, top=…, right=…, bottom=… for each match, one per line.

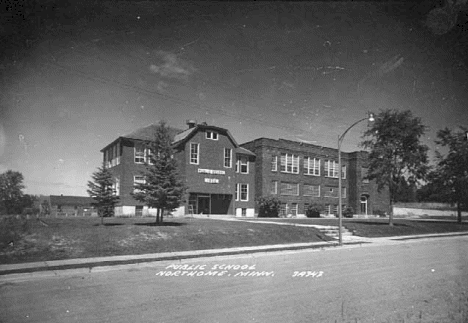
left=1, top=231, right=468, bottom=278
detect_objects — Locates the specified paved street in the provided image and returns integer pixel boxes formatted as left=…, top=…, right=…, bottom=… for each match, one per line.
left=1, top=236, right=468, bottom=323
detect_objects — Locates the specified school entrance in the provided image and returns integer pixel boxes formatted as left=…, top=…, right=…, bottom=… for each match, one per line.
left=188, top=193, right=232, bottom=215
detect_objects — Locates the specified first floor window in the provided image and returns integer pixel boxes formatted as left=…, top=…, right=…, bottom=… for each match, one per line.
left=135, top=205, right=143, bottom=217
left=280, top=182, right=299, bottom=196
left=239, top=183, right=248, bottom=201
left=112, top=177, right=120, bottom=196
left=291, top=203, right=298, bottom=216
left=280, top=203, right=287, bottom=217
left=133, top=175, right=146, bottom=192
left=303, top=184, right=320, bottom=197
left=270, top=180, right=278, bottom=195
left=190, top=143, right=199, bottom=164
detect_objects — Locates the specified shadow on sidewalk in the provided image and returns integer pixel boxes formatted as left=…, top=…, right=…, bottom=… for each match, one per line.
left=134, top=222, right=186, bottom=227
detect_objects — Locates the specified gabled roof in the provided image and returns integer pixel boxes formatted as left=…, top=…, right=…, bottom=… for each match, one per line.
left=50, top=195, right=94, bottom=206
left=236, top=146, right=255, bottom=156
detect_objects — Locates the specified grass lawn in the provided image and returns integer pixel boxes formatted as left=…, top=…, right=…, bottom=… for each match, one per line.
left=244, top=218, right=468, bottom=238
left=0, top=216, right=332, bottom=265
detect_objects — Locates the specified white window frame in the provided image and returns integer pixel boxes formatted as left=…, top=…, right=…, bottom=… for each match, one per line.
left=325, top=160, right=339, bottom=178
left=236, top=156, right=248, bottom=174
left=303, top=184, right=320, bottom=197
left=190, top=143, right=199, bottom=165
left=224, top=148, right=232, bottom=168
left=206, top=131, right=218, bottom=140
left=134, top=144, right=145, bottom=164
left=271, top=155, right=277, bottom=172
left=280, top=182, right=299, bottom=196
left=280, top=153, right=299, bottom=174
left=145, top=148, right=153, bottom=165
left=133, top=175, right=146, bottom=193
left=113, top=177, right=120, bottom=196
left=291, top=203, right=298, bottom=216
left=237, top=183, right=248, bottom=201
left=304, top=157, right=320, bottom=176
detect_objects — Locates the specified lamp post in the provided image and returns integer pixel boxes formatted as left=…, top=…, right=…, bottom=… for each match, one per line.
left=338, top=112, right=375, bottom=246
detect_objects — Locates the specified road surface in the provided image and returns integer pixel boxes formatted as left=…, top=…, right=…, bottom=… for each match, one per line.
left=1, top=236, right=468, bottom=323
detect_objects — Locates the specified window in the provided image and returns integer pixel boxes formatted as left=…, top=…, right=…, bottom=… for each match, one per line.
left=237, top=183, right=248, bottom=201
left=112, top=177, right=120, bottom=196
left=190, top=143, right=199, bottom=164
left=342, top=187, right=347, bottom=198
left=304, top=157, right=320, bottom=176
left=280, top=153, right=299, bottom=174
left=280, top=182, right=299, bottom=196
left=342, top=165, right=346, bottom=179
left=362, top=167, right=369, bottom=183
left=324, top=187, right=338, bottom=198
left=280, top=203, right=287, bottom=217
left=270, top=180, right=278, bottom=195
left=236, top=156, right=248, bottom=173
left=303, top=184, right=320, bottom=197
left=145, top=148, right=154, bottom=165
left=325, top=204, right=332, bottom=215
left=333, top=205, right=339, bottom=215
left=325, top=160, right=339, bottom=178
left=206, top=131, right=218, bottom=140
left=224, top=148, right=232, bottom=168
left=135, top=143, right=145, bottom=164
left=133, top=175, right=146, bottom=193
left=271, top=156, right=277, bottom=171
left=241, top=208, right=247, bottom=217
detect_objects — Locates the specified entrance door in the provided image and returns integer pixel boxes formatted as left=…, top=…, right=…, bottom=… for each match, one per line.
left=198, top=196, right=210, bottom=215
left=360, top=195, right=368, bottom=214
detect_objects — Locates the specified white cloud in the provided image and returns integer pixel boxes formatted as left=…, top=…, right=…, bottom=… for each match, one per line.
left=149, top=51, right=195, bottom=80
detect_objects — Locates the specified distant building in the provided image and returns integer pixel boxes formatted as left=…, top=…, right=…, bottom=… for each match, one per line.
left=49, top=195, right=96, bottom=217
left=100, top=121, right=256, bottom=217
left=240, top=138, right=390, bottom=216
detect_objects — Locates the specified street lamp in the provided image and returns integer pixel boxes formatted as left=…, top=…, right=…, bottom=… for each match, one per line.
left=337, top=112, right=375, bottom=246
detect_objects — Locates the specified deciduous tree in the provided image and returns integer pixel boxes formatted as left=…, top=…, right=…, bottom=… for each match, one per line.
left=132, top=121, right=185, bottom=224
left=430, top=127, right=468, bottom=223
left=361, top=110, right=430, bottom=225
left=87, top=163, right=119, bottom=225
left=0, top=170, right=26, bottom=215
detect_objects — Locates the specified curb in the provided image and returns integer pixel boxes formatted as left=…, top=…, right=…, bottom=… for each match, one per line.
left=0, top=241, right=349, bottom=276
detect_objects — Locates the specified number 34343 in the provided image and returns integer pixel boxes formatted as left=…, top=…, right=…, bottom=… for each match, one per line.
left=292, top=271, right=324, bottom=278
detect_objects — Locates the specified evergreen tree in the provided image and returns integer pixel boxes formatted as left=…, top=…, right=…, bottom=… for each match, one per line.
left=431, top=127, right=468, bottom=223
left=87, top=163, right=119, bottom=225
left=361, top=110, right=430, bottom=226
left=132, top=121, right=185, bottom=224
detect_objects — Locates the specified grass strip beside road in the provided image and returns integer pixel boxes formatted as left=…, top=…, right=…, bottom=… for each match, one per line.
left=0, top=217, right=332, bottom=265
left=243, top=218, right=468, bottom=238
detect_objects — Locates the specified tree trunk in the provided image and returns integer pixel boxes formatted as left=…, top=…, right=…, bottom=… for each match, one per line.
left=389, top=197, right=394, bottom=226
left=156, top=208, right=160, bottom=224
left=457, top=201, right=462, bottom=224
left=161, top=208, right=164, bottom=223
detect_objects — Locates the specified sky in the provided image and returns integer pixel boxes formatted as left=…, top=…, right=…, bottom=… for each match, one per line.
left=1, top=1, right=468, bottom=196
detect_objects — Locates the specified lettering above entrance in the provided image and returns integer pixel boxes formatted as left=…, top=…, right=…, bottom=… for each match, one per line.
left=198, top=168, right=225, bottom=175
left=204, top=178, right=219, bottom=183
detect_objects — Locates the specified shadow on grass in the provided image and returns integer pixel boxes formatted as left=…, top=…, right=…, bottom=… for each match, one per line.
left=351, top=221, right=409, bottom=227
left=134, top=222, right=186, bottom=227
left=93, top=223, right=125, bottom=227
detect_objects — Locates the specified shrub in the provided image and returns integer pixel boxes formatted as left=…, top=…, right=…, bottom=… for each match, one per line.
left=306, top=204, right=323, bottom=218
left=374, top=209, right=387, bottom=217
left=0, top=215, right=29, bottom=248
left=256, top=196, right=281, bottom=218
left=343, top=206, right=354, bottom=218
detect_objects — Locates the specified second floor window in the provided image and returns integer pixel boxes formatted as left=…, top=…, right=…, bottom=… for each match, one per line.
left=325, top=160, right=339, bottom=178
left=135, top=144, right=145, bottom=164
left=190, top=143, right=199, bottom=164
left=224, top=148, right=232, bottom=168
left=280, top=153, right=299, bottom=174
left=304, top=157, right=320, bottom=176
left=236, top=156, right=248, bottom=173
left=270, top=180, right=278, bottom=194
left=133, top=175, right=146, bottom=193
left=271, top=156, right=277, bottom=171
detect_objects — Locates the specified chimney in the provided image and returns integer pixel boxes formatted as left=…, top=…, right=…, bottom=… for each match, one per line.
left=186, top=120, right=196, bottom=128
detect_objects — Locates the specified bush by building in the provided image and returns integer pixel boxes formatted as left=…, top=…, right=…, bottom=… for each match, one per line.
left=256, top=196, right=281, bottom=217
left=306, top=204, right=323, bottom=218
